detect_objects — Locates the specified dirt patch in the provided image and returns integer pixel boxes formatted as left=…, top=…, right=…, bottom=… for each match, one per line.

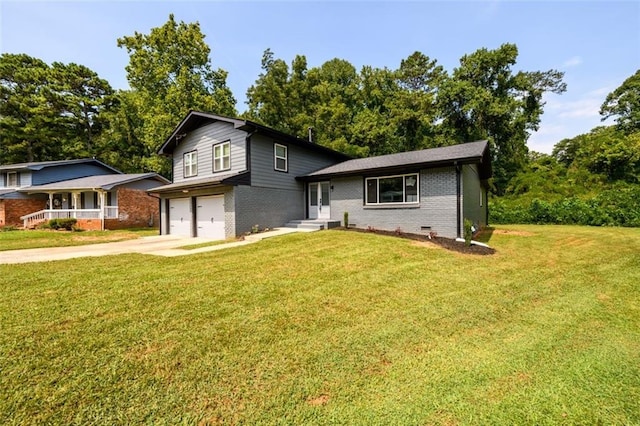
left=307, top=394, right=330, bottom=406
left=492, top=229, right=535, bottom=237
left=338, top=227, right=496, bottom=255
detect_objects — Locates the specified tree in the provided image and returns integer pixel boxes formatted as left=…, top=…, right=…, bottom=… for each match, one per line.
left=117, top=14, right=236, bottom=175
left=0, top=54, right=114, bottom=164
left=438, top=43, right=566, bottom=193
left=600, top=69, right=640, bottom=134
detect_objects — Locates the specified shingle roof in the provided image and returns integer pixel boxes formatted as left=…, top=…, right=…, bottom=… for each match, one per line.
left=0, top=189, right=16, bottom=196
left=147, top=171, right=249, bottom=193
left=19, top=173, right=168, bottom=192
left=0, top=158, right=121, bottom=173
left=158, top=110, right=351, bottom=161
left=302, top=140, right=491, bottom=180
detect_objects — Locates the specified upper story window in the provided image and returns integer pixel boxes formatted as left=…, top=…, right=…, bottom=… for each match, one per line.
left=184, top=151, right=198, bottom=178
left=213, top=141, right=231, bottom=172
left=6, top=172, right=18, bottom=187
left=365, top=173, right=419, bottom=205
left=274, top=143, right=288, bottom=172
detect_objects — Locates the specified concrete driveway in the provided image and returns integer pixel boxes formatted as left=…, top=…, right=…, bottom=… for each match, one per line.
left=0, top=228, right=312, bottom=265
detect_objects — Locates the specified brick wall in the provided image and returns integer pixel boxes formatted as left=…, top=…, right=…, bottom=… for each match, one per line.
left=76, top=219, right=102, bottom=231
left=104, top=187, right=159, bottom=230
left=329, top=167, right=459, bottom=238
left=234, top=185, right=305, bottom=236
left=2, top=199, right=47, bottom=227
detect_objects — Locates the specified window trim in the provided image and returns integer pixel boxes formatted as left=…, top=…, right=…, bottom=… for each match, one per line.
left=6, top=172, right=18, bottom=187
left=213, top=140, right=231, bottom=172
left=274, top=143, right=288, bottom=172
left=183, top=150, right=198, bottom=178
left=365, top=173, right=420, bottom=206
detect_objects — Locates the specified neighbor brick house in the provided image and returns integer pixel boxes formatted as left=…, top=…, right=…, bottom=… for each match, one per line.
left=149, top=111, right=491, bottom=240
left=0, top=159, right=169, bottom=230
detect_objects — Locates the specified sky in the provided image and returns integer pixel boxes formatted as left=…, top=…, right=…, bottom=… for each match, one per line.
left=1, top=1, right=639, bottom=154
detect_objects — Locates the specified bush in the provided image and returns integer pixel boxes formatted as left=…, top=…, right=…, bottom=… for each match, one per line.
left=343, top=211, right=349, bottom=228
left=45, top=218, right=78, bottom=231
left=463, top=219, right=473, bottom=246
left=489, top=185, right=640, bottom=227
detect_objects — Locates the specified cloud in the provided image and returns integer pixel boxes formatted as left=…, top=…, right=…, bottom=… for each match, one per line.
left=562, top=56, right=583, bottom=68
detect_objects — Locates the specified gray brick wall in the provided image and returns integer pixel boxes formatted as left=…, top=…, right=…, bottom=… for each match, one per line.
left=234, top=185, right=304, bottom=236
left=329, top=167, right=459, bottom=238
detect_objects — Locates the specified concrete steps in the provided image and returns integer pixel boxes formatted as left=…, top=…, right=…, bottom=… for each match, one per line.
left=284, top=219, right=341, bottom=231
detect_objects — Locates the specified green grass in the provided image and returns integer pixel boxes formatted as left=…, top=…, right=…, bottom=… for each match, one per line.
left=0, top=228, right=159, bottom=251
left=178, top=239, right=237, bottom=250
left=1, top=225, right=639, bottom=424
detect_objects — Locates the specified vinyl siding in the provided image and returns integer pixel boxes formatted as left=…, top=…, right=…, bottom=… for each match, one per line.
left=462, top=164, right=486, bottom=227
left=329, top=167, right=459, bottom=238
left=250, top=134, right=339, bottom=190
left=172, top=121, right=246, bottom=183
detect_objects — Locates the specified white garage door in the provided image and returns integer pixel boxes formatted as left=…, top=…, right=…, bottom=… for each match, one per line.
left=169, top=198, right=191, bottom=237
left=196, top=195, right=225, bottom=240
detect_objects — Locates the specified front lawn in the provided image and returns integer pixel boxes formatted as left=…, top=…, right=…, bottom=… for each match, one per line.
left=0, top=228, right=159, bottom=251
left=1, top=225, right=638, bottom=424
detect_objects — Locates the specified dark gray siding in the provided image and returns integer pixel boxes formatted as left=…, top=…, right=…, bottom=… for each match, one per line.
left=329, top=167, right=458, bottom=238
left=250, top=135, right=339, bottom=190
left=172, top=121, right=247, bottom=182
left=32, top=164, right=113, bottom=185
left=462, top=164, right=486, bottom=228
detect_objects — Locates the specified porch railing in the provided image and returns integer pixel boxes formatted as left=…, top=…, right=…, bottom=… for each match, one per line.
left=20, top=207, right=119, bottom=228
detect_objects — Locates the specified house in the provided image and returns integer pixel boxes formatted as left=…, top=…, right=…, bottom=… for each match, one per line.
left=300, top=141, right=491, bottom=239
left=149, top=111, right=491, bottom=240
left=149, top=111, right=350, bottom=239
left=0, top=159, right=169, bottom=230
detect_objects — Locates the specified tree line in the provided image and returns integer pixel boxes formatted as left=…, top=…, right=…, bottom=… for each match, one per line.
left=1, top=15, right=637, bottom=202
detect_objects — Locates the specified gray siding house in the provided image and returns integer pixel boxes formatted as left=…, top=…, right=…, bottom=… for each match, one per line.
left=301, top=141, right=492, bottom=239
left=149, top=111, right=350, bottom=239
left=151, top=111, right=492, bottom=240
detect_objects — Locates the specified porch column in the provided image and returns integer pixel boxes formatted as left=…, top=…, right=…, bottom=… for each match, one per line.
left=71, top=192, right=80, bottom=217
left=47, top=193, right=54, bottom=219
left=98, top=190, right=106, bottom=231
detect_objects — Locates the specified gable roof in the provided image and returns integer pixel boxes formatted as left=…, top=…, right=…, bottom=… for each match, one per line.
left=0, top=158, right=121, bottom=173
left=302, top=140, right=492, bottom=180
left=157, top=110, right=351, bottom=161
left=19, top=173, right=169, bottom=193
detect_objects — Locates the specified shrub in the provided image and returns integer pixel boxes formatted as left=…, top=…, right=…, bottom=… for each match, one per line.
left=46, top=218, right=77, bottom=230
left=463, top=219, right=473, bottom=246
left=343, top=211, right=349, bottom=228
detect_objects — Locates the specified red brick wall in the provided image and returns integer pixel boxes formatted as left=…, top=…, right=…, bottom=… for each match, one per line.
left=2, top=199, right=47, bottom=227
left=76, top=219, right=102, bottom=231
left=0, top=200, right=5, bottom=227
left=104, top=187, right=159, bottom=230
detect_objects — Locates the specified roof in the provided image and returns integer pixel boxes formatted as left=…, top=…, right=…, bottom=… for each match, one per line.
left=0, top=158, right=121, bottom=173
left=0, top=189, right=16, bottom=196
left=19, top=173, right=169, bottom=193
left=157, top=110, right=351, bottom=161
left=301, top=140, right=492, bottom=180
left=147, top=171, right=250, bottom=193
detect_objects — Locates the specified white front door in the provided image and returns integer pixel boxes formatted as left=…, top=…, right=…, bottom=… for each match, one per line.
left=196, top=195, right=225, bottom=240
left=169, top=198, right=191, bottom=236
left=309, top=182, right=330, bottom=219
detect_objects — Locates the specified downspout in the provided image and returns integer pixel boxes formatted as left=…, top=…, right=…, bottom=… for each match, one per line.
left=455, top=163, right=461, bottom=239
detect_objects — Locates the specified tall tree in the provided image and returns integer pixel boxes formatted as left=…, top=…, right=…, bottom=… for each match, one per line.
left=0, top=54, right=114, bottom=164
left=438, top=43, right=566, bottom=193
left=600, top=69, right=640, bottom=134
left=117, top=14, right=236, bottom=175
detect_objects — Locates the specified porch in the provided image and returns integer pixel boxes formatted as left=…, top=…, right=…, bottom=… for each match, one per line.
left=21, top=207, right=119, bottom=229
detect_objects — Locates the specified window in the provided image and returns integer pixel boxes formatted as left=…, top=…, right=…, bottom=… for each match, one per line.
left=7, top=172, right=18, bottom=187
left=184, top=151, right=198, bottom=177
left=365, top=173, right=419, bottom=205
left=213, top=141, right=231, bottom=172
left=274, top=143, right=288, bottom=172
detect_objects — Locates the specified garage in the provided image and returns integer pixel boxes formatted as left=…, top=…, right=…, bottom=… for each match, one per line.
left=196, top=195, right=225, bottom=239
left=169, top=197, right=191, bottom=237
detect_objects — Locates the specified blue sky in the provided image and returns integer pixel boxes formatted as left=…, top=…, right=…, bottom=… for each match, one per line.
left=1, top=1, right=638, bottom=153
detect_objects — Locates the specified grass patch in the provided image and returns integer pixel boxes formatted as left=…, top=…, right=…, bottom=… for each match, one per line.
left=178, top=239, right=236, bottom=250
left=0, top=228, right=158, bottom=251
left=0, top=225, right=638, bottom=424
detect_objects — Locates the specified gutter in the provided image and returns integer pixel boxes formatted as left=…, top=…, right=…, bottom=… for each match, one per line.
left=455, top=163, right=461, bottom=239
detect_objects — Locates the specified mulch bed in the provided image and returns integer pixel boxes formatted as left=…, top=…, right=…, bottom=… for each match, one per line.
left=336, top=227, right=496, bottom=255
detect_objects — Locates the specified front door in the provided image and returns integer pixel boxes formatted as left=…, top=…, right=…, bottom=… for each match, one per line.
left=308, top=182, right=330, bottom=219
